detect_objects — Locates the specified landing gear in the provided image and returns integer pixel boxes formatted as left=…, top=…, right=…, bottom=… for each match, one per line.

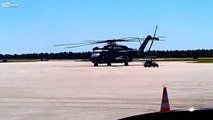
left=94, top=62, right=98, bottom=66
left=107, top=62, right=111, bottom=66
left=124, top=61, right=128, bottom=66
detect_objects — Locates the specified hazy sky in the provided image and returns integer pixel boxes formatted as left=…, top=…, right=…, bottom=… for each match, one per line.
left=1, top=0, right=213, bottom=54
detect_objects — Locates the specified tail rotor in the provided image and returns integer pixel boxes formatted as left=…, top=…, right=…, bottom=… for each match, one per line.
left=148, top=25, right=158, bottom=51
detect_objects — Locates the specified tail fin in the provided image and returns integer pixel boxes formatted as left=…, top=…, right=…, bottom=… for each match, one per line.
left=139, top=35, right=152, bottom=53
left=160, top=86, right=170, bottom=112
left=139, top=26, right=160, bottom=54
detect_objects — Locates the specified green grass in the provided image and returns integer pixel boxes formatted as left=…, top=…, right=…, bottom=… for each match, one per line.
left=135, top=58, right=213, bottom=63
left=194, top=59, right=213, bottom=63
left=159, top=58, right=213, bottom=63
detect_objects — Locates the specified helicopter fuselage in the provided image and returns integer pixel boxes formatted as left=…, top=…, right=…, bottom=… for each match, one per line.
left=90, top=44, right=138, bottom=66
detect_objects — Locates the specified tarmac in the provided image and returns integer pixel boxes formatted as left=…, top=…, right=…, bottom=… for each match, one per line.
left=0, top=60, right=213, bottom=120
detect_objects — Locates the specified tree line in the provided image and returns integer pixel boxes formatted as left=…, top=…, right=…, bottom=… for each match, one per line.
left=0, top=49, right=212, bottom=60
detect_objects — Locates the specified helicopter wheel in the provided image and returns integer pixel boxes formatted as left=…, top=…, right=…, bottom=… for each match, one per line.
left=94, top=63, right=98, bottom=66
left=107, top=62, right=111, bottom=66
left=124, top=62, right=128, bottom=66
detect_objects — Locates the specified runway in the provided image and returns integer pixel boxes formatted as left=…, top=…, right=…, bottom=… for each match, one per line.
left=0, top=61, right=213, bottom=120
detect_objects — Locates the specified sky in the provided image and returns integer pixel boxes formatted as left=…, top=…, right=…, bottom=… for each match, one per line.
left=0, top=0, right=213, bottom=54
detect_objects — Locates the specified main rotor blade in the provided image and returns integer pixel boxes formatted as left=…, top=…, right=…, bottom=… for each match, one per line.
left=158, top=36, right=166, bottom=38
left=149, top=25, right=158, bottom=51
left=56, top=36, right=149, bottom=49
left=153, top=25, right=158, bottom=38
left=158, top=39, right=166, bottom=41
left=54, top=43, right=84, bottom=46
left=83, top=37, right=146, bottom=45
left=64, top=44, right=89, bottom=49
left=88, top=39, right=133, bottom=44
left=121, top=37, right=145, bottom=42
left=83, top=40, right=104, bottom=44
left=148, top=40, right=154, bottom=51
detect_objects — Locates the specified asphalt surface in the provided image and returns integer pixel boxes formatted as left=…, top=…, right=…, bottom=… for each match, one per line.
left=0, top=61, right=213, bottom=120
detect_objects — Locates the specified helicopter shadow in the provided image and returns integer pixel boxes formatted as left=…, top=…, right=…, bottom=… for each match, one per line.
left=81, top=63, right=144, bottom=68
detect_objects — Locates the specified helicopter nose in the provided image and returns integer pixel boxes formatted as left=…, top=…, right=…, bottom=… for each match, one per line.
left=90, top=53, right=100, bottom=62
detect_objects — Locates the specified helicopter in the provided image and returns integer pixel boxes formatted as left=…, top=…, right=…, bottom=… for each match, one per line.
left=55, top=26, right=163, bottom=66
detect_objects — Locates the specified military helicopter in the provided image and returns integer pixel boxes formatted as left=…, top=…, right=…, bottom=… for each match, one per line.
left=55, top=26, right=162, bottom=66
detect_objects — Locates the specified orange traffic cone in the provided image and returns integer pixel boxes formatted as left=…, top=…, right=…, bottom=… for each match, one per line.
left=160, top=86, right=170, bottom=112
